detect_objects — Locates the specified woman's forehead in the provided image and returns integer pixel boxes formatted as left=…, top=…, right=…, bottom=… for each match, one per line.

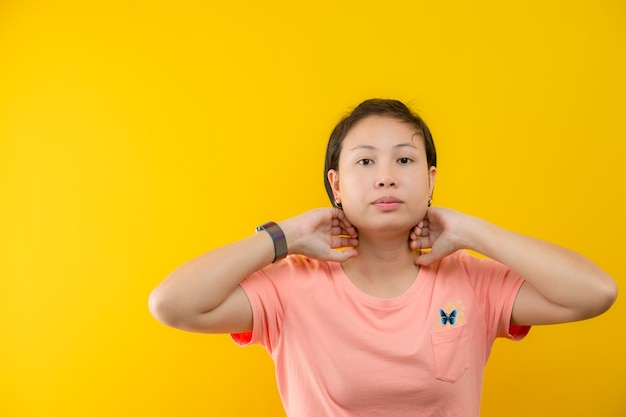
left=343, top=116, right=425, bottom=149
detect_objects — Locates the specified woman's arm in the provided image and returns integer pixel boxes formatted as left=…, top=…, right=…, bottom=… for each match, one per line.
left=148, top=208, right=358, bottom=334
left=410, top=207, right=618, bottom=326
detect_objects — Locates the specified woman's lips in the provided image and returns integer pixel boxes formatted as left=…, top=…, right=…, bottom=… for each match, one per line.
left=372, top=196, right=402, bottom=210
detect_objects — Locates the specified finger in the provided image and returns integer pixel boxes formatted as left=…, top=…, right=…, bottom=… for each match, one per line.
left=331, top=235, right=358, bottom=249
left=333, top=207, right=349, bottom=224
left=340, top=219, right=356, bottom=234
left=333, top=207, right=344, bottom=218
left=327, top=248, right=358, bottom=262
left=413, top=236, right=431, bottom=249
left=331, top=225, right=343, bottom=235
left=335, top=209, right=356, bottom=230
left=414, top=250, right=437, bottom=266
left=411, top=224, right=429, bottom=238
left=330, top=225, right=357, bottom=239
left=331, top=218, right=351, bottom=233
left=331, top=223, right=357, bottom=238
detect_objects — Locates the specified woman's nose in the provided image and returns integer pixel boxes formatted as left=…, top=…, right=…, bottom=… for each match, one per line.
left=376, top=176, right=397, bottom=188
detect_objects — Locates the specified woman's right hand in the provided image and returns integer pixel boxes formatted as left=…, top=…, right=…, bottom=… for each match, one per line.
left=149, top=207, right=359, bottom=334
left=281, top=208, right=359, bottom=262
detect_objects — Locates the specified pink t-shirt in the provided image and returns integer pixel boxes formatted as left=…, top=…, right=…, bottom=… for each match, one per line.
left=232, top=251, right=529, bottom=417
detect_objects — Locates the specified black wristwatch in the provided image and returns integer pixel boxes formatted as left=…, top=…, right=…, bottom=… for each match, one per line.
left=256, top=221, right=288, bottom=263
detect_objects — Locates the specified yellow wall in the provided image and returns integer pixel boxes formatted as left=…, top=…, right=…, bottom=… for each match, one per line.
left=1, top=1, right=624, bottom=416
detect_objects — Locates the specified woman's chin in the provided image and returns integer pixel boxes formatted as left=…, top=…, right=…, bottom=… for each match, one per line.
left=355, top=220, right=416, bottom=237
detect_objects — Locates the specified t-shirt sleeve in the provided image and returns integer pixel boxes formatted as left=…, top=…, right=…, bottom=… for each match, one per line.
left=458, top=251, right=531, bottom=342
left=230, top=255, right=301, bottom=353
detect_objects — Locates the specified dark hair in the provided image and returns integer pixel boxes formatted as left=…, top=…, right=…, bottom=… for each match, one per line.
left=324, top=98, right=437, bottom=207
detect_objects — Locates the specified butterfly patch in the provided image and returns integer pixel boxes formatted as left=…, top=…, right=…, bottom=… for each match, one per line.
left=435, top=301, right=466, bottom=329
left=439, top=309, right=457, bottom=326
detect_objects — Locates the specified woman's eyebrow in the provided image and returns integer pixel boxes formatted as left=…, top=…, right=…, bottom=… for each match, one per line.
left=349, top=143, right=417, bottom=151
left=350, top=144, right=377, bottom=151
left=394, top=143, right=418, bottom=149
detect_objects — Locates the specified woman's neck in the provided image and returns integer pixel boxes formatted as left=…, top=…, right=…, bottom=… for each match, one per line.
left=341, top=230, right=420, bottom=298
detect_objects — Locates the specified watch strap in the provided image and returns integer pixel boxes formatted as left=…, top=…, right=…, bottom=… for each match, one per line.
left=255, top=221, right=288, bottom=263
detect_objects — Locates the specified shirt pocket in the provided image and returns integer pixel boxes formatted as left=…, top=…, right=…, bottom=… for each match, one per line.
left=430, top=324, right=469, bottom=382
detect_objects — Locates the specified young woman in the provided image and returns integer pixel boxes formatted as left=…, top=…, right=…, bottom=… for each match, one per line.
left=149, top=99, right=617, bottom=417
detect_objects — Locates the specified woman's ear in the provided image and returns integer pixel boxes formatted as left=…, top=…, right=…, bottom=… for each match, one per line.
left=429, top=166, right=437, bottom=195
left=327, top=169, right=340, bottom=202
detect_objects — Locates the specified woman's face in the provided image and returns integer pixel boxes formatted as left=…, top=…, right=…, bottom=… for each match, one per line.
left=328, top=115, right=436, bottom=235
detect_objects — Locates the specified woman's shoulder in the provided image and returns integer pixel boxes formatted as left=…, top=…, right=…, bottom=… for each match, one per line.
left=433, top=249, right=467, bottom=267
left=434, top=250, right=511, bottom=281
left=434, top=250, right=493, bottom=274
left=263, top=254, right=336, bottom=277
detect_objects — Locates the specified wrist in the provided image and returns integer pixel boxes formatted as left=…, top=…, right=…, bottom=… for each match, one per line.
left=277, top=215, right=315, bottom=258
left=256, top=222, right=288, bottom=262
left=459, top=215, right=494, bottom=254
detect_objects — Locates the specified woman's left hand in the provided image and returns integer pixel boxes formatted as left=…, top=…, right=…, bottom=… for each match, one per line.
left=409, top=207, right=468, bottom=265
left=411, top=206, right=617, bottom=325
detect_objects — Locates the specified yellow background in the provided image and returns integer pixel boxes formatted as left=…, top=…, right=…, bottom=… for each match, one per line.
left=1, top=1, right=624, bottom=416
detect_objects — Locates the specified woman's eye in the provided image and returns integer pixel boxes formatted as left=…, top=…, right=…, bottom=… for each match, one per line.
left=398, top=157, right=412, bottom=164
left=358, top=159, right=373, bottom=166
